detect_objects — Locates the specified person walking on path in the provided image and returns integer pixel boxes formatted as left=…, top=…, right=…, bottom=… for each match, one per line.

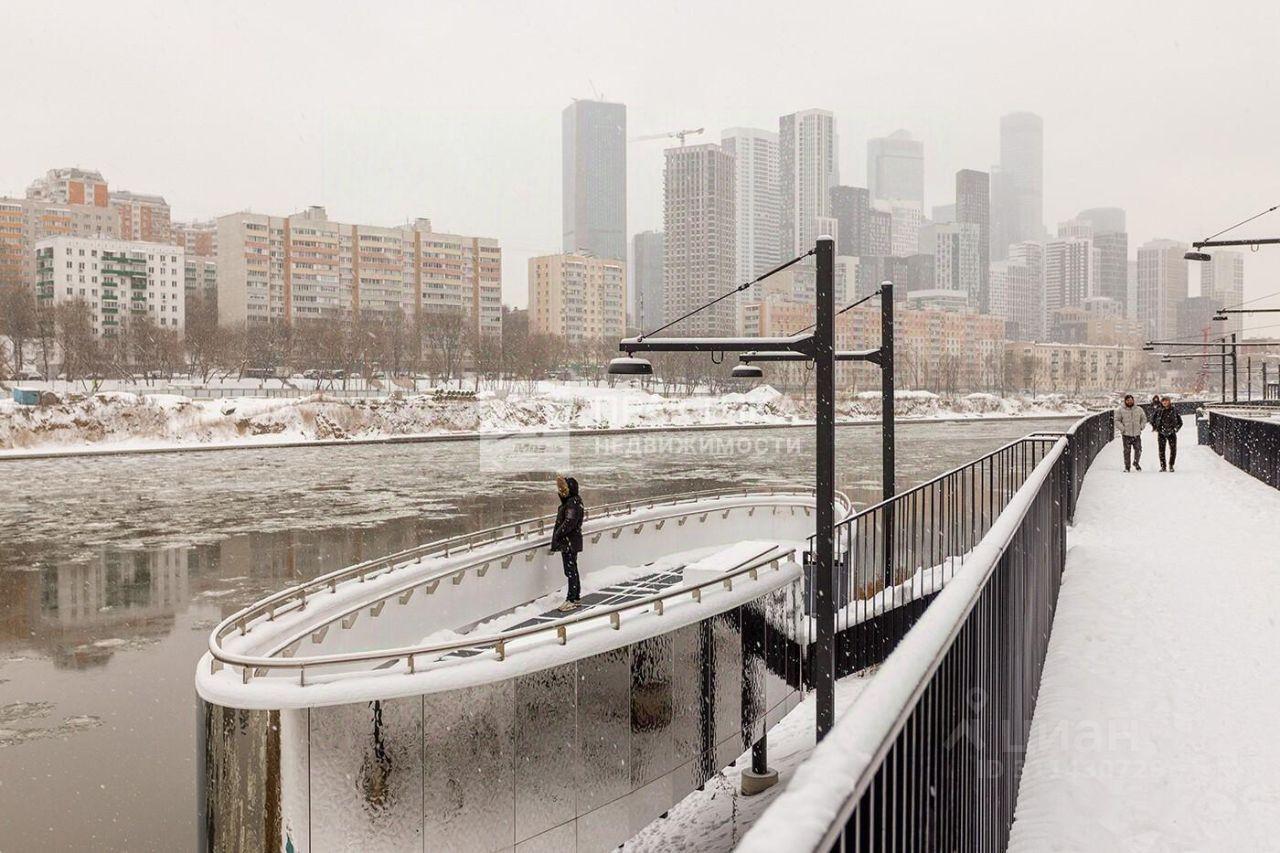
left=1151, top=396, right=1184, bottom=472
left=550, top=475, right=585, bottom=611
left=1115, top=394, right=1147, bottom=472
left=1148, top=394, right=1162, bottom=426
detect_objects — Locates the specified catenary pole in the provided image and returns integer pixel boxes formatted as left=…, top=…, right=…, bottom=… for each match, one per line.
left=814, top=235, right=836, bottom=740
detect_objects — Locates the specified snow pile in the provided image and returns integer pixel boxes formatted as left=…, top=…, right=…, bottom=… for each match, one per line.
left=840, top=390, right=1088, bottom=419
left=0, top=383, right=1086, bottom=454
left=1008, top=439, right=1280, bottom=851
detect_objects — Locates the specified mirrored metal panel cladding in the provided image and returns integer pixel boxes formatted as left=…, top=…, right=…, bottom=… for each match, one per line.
left=423, top=680, right=516, bottom=852
left=514, top=662, right=577, bottom=843
left=199, top=700, right=281, bottom=853
left=309, top=697, right=424, bottom=851
left=199, top=580, right=801, bottom=852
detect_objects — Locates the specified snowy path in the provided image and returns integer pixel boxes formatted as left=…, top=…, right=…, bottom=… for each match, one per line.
left=1009, top=436, right=1280, bottom=851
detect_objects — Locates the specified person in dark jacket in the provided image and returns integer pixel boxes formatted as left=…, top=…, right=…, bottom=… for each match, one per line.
left=1148, top=394, right=1162, bottom=426
left=1151, top=396, right=1183, bottom=472
left=550, top=475, right=585, bottom=611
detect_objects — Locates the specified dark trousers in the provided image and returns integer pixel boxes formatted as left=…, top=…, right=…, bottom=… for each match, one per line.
left=561, top=550, right=580, bottom=601
left=1158, top=433, right=1177, bottom=469
left=1122, top=435, right=1142, bottom=469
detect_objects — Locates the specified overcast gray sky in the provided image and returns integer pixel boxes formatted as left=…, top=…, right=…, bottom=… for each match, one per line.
left=4, top=0, right=1279, bottom=333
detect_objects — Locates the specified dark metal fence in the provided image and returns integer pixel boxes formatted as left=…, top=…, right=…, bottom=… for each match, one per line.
left=811, top=409, right=1112, bottom=642
left=744, top=409, right=1114, bottom=853
left=1210, top=409, right=1280, bottom=490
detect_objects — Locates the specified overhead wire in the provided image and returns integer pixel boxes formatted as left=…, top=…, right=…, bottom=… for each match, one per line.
left=635, top=248, right=815, bottom=342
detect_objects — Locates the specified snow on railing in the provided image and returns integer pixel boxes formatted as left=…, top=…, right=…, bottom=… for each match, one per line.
left=1209, top=407, right=1280, bottom=489
left=207, top=488, right=849, bottom=686
left=741, top=408, right=1114, bottom=853
left=211, top=485, right=838, bottom=649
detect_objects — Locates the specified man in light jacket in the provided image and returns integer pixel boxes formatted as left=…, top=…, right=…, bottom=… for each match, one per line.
left=1115, top=394, right=1147, bottom=472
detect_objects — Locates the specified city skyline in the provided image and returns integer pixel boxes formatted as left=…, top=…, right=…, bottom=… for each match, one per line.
left=3, top=1, right=1279, bottom=329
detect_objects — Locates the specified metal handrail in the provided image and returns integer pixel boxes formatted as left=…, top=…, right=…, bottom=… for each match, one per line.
left=209, top=543, right=800, bottom=685
left=247, top=493, right=835, bottom=664
left=808, top=435, right=1059, bottom=551
left=211, top=484, right=826, bottom=648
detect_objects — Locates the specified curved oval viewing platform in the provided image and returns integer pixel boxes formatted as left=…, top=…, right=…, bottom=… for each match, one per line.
left=196, top=487, right=844, bottom=851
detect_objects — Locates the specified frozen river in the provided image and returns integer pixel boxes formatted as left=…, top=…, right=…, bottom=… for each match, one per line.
left=0, top=417, right=1074, bottom=850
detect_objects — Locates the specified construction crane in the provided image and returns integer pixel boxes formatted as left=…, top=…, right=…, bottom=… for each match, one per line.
left=629, top=127, right=705, bottom=146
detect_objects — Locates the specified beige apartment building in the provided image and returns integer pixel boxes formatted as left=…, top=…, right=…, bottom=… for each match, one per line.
left=528, top=253, right=626, bottom=342
left=742, top=292, right=1007, bottom=391
left=216, top=207, right=501, bottom=336
left=1004, top=341, right=1150, bottom=393
left=2, top=168, right=171, bottom=290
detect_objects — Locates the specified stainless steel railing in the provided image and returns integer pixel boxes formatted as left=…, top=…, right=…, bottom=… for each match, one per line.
left=210, top=542, right=800, bottom=686
left=211, top=485, right=828, bottom=648
left=208, top=487, right=847, bottom=685
left=249, top=495, right=832, bottom=665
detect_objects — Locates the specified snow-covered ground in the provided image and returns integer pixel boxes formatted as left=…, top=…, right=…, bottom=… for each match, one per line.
left=1009, top=437, right=1280, bottom=851
left=622, top=672, right=871, bottom=852
left=0, top=382, right=1089, bottom=456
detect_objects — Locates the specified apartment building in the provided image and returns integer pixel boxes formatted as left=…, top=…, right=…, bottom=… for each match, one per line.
left=216, top=207, right=501, bottom=335
left=2, top=168, right=175, bottom=290
left=742, top=292, right=1005, bottom=391
left=26, top=167, right=109, bottom=206
left=111, top=190, right=172, bottom=243
left=528, top=253, right=626, bottom=342
left=173, top=219, right=218, bottom=257
left=1005, top=340, right=1148, bottom=393
left=184, top=256, right=218, bottom=313
left=35, top=235, right=185, bottom=336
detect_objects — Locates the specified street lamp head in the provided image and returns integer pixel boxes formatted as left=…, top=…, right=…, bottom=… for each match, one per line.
left=607, top=355, right=653, bottom=376
left=1213, top=314, right=1229, bottom=322
left=1184, top=250, right=1212, bottom=262
left=730, top=363, right=764, bottom=379
left=1142, top=344, right=1155, bottom=351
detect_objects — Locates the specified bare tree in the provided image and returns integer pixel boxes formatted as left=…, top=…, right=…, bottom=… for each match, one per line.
left=55, top=300, right=101, bottom=389
left=184, top=297, right=223, bottom=383
left=0, top=284, right=37, bottom=377
left=421, top=309, right=468, bottom=385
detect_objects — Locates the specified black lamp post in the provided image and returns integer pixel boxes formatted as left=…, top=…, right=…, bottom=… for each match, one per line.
left=609, top=236, right=896, bottom=743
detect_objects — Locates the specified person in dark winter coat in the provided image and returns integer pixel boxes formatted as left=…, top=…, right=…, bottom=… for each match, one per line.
left=550, top=475, right=585, bottom=610
left=1148, top=394, right=1162, bottom=426
left=1151, top=396, right=1183, bottom=472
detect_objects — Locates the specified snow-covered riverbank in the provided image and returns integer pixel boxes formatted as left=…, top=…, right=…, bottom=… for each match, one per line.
left=0, top=384, right=1090, bottom=457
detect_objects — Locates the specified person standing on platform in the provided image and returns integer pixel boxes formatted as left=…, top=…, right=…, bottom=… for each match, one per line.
left=550, top=475, right=585, bottom=611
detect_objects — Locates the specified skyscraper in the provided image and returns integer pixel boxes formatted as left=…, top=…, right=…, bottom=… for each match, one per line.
left=663, top=144, right=736, bottom=336
left=991, top=112, right=1044, bottom=260
left=1043, top=238, right=1096, bottom=317
left=778, top=109, right=838, bottom=259
left=721, top=127, right=781, bottom=293
left=1136, top=239, right=1189, bottom=340
left=879, top=201, right=922, bottom=259
left=1201, top=251, right=1245, bottom=337
left=1077, top=207, right=1126, bottom=235
left=867, top=130, right=924, bottom=208
left=933, top=222, right=982, bottom=305
left=1075, top=207, right=1128, bottom=313
left=632, top=230, right=665, bottom=332
left=1007, top=241, right=1046, bottom=340
left=956, top=169, right=990, bottom=312
left=829, top=186, right=870, bottom=257
left=868, top=209, right=893, bottom=257
left=562, top=99, right=626, bottom=262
